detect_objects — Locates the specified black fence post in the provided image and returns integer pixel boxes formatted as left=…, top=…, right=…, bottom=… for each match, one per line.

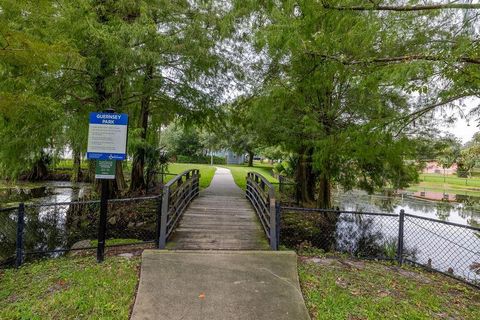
left=15, top=203, right=25, bottom=268
left=97, top=180, right=109, bottom=263
left=397, top=209, right=405, bottom=266
left=155, top=195, right=162, bottom=249
left=275, top=201, right=281, bottom=250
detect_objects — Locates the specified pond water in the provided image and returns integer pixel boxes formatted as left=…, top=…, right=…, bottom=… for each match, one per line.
left=0, top=181, right=90, bottom=207
left=1, top=183, right=479, bottom=285
left=333, top=190, right=480, bottom=284
left=334, top=190, right=480, bottom=228
left=0, top=181, right=92, bottom=264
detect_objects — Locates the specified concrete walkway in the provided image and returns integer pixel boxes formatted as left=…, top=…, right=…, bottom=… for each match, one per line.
left=131, top=250, right=310, bottom=320
left=168, top=167, right=269, bottom=250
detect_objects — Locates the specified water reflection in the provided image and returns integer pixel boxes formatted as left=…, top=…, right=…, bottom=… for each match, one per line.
left=0, top=182, right=91, bottom=264
left=333, top=190, right=480, bottom=227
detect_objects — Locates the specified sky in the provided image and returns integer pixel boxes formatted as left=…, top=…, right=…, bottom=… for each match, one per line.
left=444, top=97, right=479, bottom=144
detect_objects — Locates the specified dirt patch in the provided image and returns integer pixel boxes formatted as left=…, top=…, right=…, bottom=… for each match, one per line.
left=46, top=279, right=69, bottom=295
left=106, top=243, right=154, bottom=257
left=302, top=257, right=338, bottom=266
left=6, top=294, right=18, bottom=303
left=338, top=259, right=365, bottom=270
left=302, top=256, right=365, bottom=270
left=388, top=265, right=432, bottom=284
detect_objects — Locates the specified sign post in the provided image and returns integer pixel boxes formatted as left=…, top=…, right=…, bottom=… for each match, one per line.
left=87, top=111, right=128, bottom=262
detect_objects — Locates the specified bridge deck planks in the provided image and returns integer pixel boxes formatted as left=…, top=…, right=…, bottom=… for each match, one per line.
left=167, top=168, right=269, bottom=250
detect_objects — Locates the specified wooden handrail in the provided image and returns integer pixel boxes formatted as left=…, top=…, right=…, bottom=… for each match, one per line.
left=158, top=169, right=200, bottom=248
left=246, top=172, right=279, bottom=250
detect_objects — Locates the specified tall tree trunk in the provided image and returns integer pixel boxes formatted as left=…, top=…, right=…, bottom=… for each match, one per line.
left=316, top=173, right=332, bottom=209
left=130, top=65, right=153, bottom=191
left=87, top=159, right=96, bottom=183
left=247, top=150, right=254, bottom=167
left=295, top=147, right=316, bottom=206
left=27, top=157, right=49, bottom=181
left=71, top=149, right=82, bottom=182
left=114, top=161, right=127, bottom=195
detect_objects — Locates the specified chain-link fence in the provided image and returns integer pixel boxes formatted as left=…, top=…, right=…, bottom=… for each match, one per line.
left=0, top=207, right=18, bottom=267
left=272, top=176, right=298, bottom=206
left=280, top=206, right=480, bottom=287
left=403, top=214, right=480, bottom=285
left=0, top=195, right=161, bottom=267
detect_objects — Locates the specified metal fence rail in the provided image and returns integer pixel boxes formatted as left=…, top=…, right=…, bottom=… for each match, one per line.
left=403, top=213, right=480, bottom=285
left=1, top=195, right=162, bottom=268
left=158, top=169, right=200, bottom=248
left=246, top=172, right=279, bottom=250
left=281, top=206, right=480, bottom=288
left=1, top=170, right=200, bottom=267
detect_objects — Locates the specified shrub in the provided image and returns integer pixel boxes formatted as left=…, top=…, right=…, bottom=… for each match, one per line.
left=175, top=154, right=226, bottom=165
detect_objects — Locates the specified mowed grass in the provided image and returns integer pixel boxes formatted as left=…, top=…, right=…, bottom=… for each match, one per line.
left=220, top=164, right=278, bottom=190
left=0, top=256, right=140, bottom=320
left=419, top=173, right=480, bottom=187
left=407, top=173, right=480, bottom=197
left=165, top=163, right=217, bottom=189
left=299, top=255, right=480, bottom=320
left=164, top=162, right=279, bottom=191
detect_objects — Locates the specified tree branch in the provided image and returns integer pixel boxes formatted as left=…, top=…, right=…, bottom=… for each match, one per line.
left=314, top=53, right=480, bottom=65
left=322, top=3, right=480, bottom=11
left=393, top=94, right=474, bottom=136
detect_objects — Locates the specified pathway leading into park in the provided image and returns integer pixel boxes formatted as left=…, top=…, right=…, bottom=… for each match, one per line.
left=131, top=168, right=310, bottom=320
left=168, top=167, right=269, bottom=250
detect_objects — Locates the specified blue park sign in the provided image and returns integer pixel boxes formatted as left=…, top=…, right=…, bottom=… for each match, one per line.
left=87, top=112, right=129, bottom=161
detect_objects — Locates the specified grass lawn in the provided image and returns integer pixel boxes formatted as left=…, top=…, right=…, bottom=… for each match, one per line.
left=165, top=163, right=217, bottom=189
left=53, top=159, right=88, bottom=170
left=220, top=164, right=278, bottom=190
left=299, top=254, right=480, bottom=320
left=0, top=256, right=140, bottom=320
left=407, top=173, right=480, bottom=197
left=164, top=163, right=278, bottom=190
left=90, top=238, right=143, bottom=247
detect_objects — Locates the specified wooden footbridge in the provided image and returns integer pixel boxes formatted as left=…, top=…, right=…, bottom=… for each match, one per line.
left=158, top=167, right=280, bottom=251
left=132, top=168, right=311, bottom=320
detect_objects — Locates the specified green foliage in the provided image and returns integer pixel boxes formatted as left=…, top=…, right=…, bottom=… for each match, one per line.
left=458, top=145, right=480, bottom=178
left=176, top=155, right=226, bottom=165
left=231, top=0, right=479, bottom=204
left=162, top=125, right=205, bottom=157
left=0, top=0, right=232, bottom=184
left=273, top=160, right=295, bottom=178
left=0, top=0, right=82, bottom=178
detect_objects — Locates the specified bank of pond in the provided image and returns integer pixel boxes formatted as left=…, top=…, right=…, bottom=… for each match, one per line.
left=0, top=181, right=479, bottom=286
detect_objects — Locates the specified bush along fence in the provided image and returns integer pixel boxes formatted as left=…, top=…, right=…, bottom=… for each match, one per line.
left=0, top=170, right=201, bottom=267
left=280, top=206, right=480, bottom=288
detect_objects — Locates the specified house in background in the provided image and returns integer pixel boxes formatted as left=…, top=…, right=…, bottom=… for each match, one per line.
left=212, top=150, right=246, bottom=165
left=422, top=161, right=458, bottom=175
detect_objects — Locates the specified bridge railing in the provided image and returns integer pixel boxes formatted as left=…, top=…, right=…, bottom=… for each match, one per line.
left=158, top=169, right=200, bottom=248
left=246, top=172, right=280, bottom=250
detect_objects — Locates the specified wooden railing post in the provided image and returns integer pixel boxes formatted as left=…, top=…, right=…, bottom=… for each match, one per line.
left=275, top=201, right=281, bottom=249
left=155, top=196, right=162, bottom=248
left=245, top=172, right=281, bottom=251
left=269, top=190, right=277, bottom=250
left=159, top=186, right=169, bottom=249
